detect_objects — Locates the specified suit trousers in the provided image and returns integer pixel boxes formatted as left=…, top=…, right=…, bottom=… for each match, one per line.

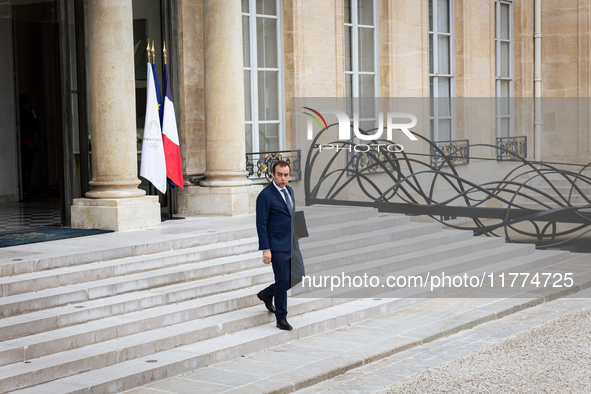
left=262, top=251, right=292, bottom=321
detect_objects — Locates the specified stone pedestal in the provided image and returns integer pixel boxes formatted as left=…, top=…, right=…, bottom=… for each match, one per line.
left=71, top=196, right=160, bottom=232
left=178, top=185, right=262, bottom=216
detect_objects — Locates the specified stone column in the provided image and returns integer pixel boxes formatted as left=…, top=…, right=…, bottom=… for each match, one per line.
left=71, top=0, right=160, bottom=231
left=178, top=0, right=261, bottom=216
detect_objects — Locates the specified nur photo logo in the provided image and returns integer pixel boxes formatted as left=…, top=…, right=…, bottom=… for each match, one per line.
left=302, top=107, right=418, bottom=153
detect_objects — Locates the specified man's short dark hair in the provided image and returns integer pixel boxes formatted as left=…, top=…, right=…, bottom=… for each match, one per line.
left=272, top=159, right=290, bottom=174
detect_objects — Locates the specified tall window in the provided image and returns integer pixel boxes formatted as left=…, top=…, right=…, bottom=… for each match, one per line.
left=242, top=0, right=283, bottom=153
left=345, top=0, right=378, bottom=131
left=429, top=0, right=454, bottom=141
left=496, top=0, right=513, bottom=137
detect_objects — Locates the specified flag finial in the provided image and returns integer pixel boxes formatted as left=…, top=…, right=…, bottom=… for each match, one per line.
left=163, top=41, right=167, bottom=65
left=151, top=40, right=156, bottom=64
left=146, top=39, right=151, bottom=63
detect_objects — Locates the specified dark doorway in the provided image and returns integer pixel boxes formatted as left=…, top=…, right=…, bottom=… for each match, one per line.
left=12, top=1, right=62, bottom=228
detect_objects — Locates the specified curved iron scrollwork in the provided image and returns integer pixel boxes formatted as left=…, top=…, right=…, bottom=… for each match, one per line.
left=304, top=123, right=591, bottom=248
left=246, top=150, right=301, bottom=183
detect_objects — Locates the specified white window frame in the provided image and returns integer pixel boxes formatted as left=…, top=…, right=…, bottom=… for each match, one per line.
left=345, top=0, right=379, bottom=98
left=495, top=0, right=514, bottom=138
left=243, top=0, right=285, bottom=153
left=429, top=0, right=455, bottom=142
left=345, top=0, right=379, bottom=130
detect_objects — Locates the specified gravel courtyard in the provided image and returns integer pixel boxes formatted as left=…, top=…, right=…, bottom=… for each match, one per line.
left=381, top=306, right=591, bottom=393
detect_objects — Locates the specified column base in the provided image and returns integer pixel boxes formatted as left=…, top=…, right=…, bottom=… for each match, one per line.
left=177, top=185, right=263, bottom=216
left=71, top=196, right=161, bottom=231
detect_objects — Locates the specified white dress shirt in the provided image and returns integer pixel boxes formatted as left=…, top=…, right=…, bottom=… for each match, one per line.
left=273, top=181, right=292, bottom=209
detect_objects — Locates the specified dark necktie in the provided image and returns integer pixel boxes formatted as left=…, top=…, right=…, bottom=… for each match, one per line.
left=281, top=189, right=292, bottom=214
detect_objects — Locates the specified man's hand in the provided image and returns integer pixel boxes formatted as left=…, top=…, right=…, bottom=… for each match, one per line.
left=263, top=250, right=272, bottom=264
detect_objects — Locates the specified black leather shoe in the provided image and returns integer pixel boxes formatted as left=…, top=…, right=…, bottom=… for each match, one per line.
left=257, top=291, right=275, bottom=313
left=276, top=319, right=293, bottom=330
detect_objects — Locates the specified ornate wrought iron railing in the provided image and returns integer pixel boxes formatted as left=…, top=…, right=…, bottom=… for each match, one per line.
left=345, top=147, right=395, bottom=176
left=304, top=123, right=591, bottom=248
left=246, top=150, right=301, bottom=183
left=430, top=139, right=470, bottom=166
left=497, top=136, right=527, bottom=161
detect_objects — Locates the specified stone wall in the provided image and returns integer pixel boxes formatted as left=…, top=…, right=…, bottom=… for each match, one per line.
left=540, top=0, right=591, bottom=163
left=283, top=0, right=346, bottom=152
left=173, top=0, right=591, bottom=213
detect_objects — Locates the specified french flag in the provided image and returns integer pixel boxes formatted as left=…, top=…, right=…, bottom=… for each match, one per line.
left=162, top=63, right=184, bottom=189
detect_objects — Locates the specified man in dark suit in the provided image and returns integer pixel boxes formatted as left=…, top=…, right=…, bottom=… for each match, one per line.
left=256, top=160, right=305, bottom=330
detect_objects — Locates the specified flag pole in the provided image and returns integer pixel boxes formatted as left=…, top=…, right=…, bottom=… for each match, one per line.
left=151, top=40, right=155, bottom=64
left=145, top=39, right=157, bottom=199
left=164, top=40, right=172, bottom=220
left=163, top=41, right=167, bottom=65
left=150, top=39, right=167, bottom=221
left=163, top=40, right=184, bottom=221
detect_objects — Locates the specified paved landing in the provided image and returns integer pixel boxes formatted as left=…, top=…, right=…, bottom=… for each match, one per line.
left=295, top=287, right=591, bottom=394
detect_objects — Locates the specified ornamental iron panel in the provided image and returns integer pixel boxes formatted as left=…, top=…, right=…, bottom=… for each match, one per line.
left=497, top=136, right=527, bottom=161
left=430, top=139, right=470, bottom=167
left=246, top=150, right=301, bottom=183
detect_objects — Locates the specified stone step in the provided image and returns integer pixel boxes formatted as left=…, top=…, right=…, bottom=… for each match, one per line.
left=0, top=224, right=452, bottom=340
left=0, top=236, right=519, bottom=388
left=0, top=262, right=262, bottom=342
left=301, top=206, right=379, bottom=227
left=0, top=225, right=257, bottom=278
left=151, top=253, right=584, bottom=394
left=386, top=247, right=568, bottom=299
left=0, top=292, right=343, bottom=371
left=0, top=238, right=259, bottom=298
left=0, top=207, right=382, bottom=278
left=333, top=236, right=509, bottom=276
left=0, top=250, right=267, bottom=318
left=515, top=192, right=591, bottom=206
left=0, top=220, right=442, bottom=320
left=6, top=248, right=577, bottom=394
left=0, top=226, right=462, bottom=337
left=522, top=184, right=591, bottom=194
left=301, top=222, right=442, bottom=260
left=461, top=249, right=571, bottom=285
left=0, top=222, right=426, bottom=318
left=513, top=200, right=591, bottom=210
left=0, top=235, right=504, bottom=365
left=0, top=223, right=444, bottom=339
left=304, top=227, right=469, bottom=273
left=1, top=214, right=405, bottom=298
left=300, top=214, right=409, bottom=245
left=528, top=172, right=591, bottom=188
left=298, top=240, right=532, bottom=298
left=0, top=298, right=389, bottom=393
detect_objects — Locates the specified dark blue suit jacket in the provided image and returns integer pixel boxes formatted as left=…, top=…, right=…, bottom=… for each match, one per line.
left=256, top=183, right=294, bottom=252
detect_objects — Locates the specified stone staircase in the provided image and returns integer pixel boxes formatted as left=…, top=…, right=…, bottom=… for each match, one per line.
left=516, top=172, right=591, bottom=210
left=0, top=205, right=578, bottom=393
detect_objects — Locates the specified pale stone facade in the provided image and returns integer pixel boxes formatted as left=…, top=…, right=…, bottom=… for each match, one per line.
left=47, top=0, right=591, bottom=229
left=1, top=0, right=590, bottom=227
left=166, top=0, right=591, bottom=218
